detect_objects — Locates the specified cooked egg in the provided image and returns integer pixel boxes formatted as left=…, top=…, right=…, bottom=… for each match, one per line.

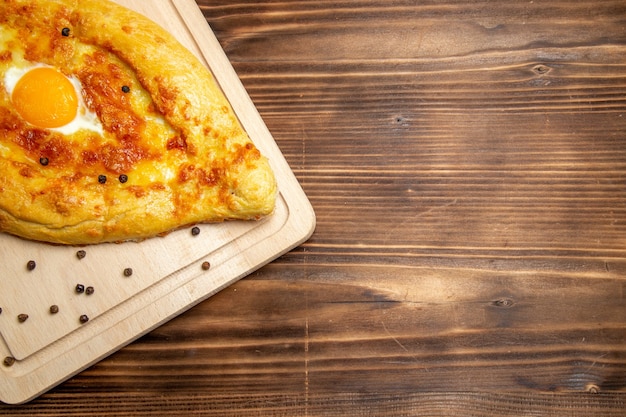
left=4, top=63, right=103, bottom=135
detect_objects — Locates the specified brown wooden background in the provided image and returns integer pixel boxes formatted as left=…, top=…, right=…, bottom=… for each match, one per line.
left=2, top=0, right=626, bottom=415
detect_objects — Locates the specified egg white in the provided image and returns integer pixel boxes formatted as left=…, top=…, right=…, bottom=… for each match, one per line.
left=3, top=63, right=104, bottom=136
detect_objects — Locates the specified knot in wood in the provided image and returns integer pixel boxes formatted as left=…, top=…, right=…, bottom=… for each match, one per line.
left=532, top=64, right=551, bottom=75
left=393, top=115, right=409, bottom=127
left=492, top=298, right=515, bottom=308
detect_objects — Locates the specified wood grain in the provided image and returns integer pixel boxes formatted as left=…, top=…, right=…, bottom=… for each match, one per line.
left=2, top=0, right=626, bottom=414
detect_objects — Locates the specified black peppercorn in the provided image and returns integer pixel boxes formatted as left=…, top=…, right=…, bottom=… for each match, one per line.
left=50, top=305, right=59, bottom=314
left=191, top=226, right=201, bottom=236
left=61, top=27, right=70, bottom=37
left=123, top=268, right=133, bottom=277
left=201, top=261, right=211, bottom=271
left=119, top=174, right=128, bottom=183
left=76, top=250, right=87, bottom=260
left=79, top=314, right=89, bottom=324
left=86, top=286, right=95, bottom=295
left=26, top=260, right=36, bottom=271
left=98, top=175, right=107, bottom=184
left=39, top=157, right=49, bottom=166
left=3, top=357, right=15, bottom=367
left=75, top=284, right=85, bottom=294
left=17, top=314, right=28, bottom=323
left=121, top=85, right=130, bottom=93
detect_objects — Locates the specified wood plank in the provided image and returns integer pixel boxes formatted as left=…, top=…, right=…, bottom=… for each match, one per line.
left=58, top=273, right=625, bottom=391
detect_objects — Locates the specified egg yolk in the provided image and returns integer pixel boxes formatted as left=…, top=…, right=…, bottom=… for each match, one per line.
left=11, top=67, right=78, bottom=129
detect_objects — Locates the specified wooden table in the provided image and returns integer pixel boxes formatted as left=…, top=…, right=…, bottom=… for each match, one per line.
left=2, top=0, right=626, bottom=415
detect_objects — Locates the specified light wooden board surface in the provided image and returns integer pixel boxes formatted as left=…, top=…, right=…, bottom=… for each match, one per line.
left=0, top=0, right=314, bottom=404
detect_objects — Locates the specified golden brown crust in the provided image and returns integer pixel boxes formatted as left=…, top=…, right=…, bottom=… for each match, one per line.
left=0, top=0, right=276, bottom=244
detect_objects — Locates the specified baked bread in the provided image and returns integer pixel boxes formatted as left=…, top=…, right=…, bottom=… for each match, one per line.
left=0, top=0, right=277, bottom=244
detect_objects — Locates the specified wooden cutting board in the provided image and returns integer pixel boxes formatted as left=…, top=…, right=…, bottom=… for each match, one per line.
left=0, top=0, right=315, bottom=404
